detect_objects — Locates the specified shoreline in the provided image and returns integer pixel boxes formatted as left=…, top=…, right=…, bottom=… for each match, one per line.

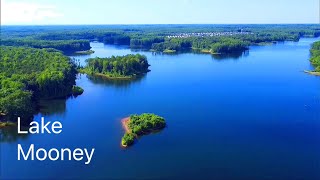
left=0, top=121, right=16, bottom=128
left=304, top=70, right=320, bottom=76
left=120, top=114, right=166, bottom=148
left=95, top=73, right=133, bottom=80
left=91, top=73, right=135, bottom=80
left=74, top=50, right=95, bottom=55
left=121, top=117, right=130, bottom=133
left=121, top=117, right=131, bottom=148
left=163, top=49, right=176, bottom=53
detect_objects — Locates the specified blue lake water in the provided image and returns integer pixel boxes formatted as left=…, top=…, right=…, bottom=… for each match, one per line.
left=1, top=38, right=320, bottom=179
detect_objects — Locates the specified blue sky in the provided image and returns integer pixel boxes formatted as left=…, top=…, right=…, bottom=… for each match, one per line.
left=1, top=0, right=319, bottom=25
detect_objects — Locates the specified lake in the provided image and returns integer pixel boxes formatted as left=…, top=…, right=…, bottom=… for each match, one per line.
left=1, top=38, right=320, bottom=180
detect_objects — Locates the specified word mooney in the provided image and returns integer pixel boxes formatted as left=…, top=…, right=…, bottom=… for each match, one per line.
left=18, top=144, right=95, bottom=165
left=17, top=117, right=95, bottom=165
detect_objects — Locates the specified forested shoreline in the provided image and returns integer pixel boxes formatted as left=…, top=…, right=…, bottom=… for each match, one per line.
left=309, top=41, right=320, bottom=75
left=0, top=46, right=83, bottom=124
left=1, top=39, right=91, bottom=53
left=0, top=48, right=148, bottom=123
left=1, top=24, right=320, bottom=124
left=2, top=24, right=320, bottom=54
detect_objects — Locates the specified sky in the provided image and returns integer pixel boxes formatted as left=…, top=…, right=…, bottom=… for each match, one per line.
left=1, top=0, right=319, bottom=25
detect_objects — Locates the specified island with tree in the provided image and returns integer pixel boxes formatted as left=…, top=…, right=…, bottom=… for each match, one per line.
left=121, top=113, right=166, bottom=147
left=83, top=54, right=150, bottom=79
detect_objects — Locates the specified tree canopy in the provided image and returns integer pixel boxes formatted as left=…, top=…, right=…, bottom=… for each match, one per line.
left=0, top=46, right=80, bottom=123
left=121, top=113, right=166, bottom=147
left=128, top=113, right=166, bottom=135
left=310, top=41, right=320, bottom=72
left=1, top=39, right=91, bottom=53
left=2, top=24, right=319, bottom=54
left=84, top=54, right=150, bottom=78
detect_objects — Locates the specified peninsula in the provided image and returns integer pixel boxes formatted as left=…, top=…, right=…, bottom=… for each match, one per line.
left=308, top=41, right=320, bottom=75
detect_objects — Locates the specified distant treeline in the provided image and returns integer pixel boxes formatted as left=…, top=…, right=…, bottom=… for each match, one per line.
left=151, top=37, right=251, bottom=53
left=0, top=46, right=80, bottom=123
left=1, top=39, right=90, bottom=53
left=310, top=41, right=320, bottom=72
left=1, top=24, right=320, bottom=54
left=84, top=54, right=150, bottom=78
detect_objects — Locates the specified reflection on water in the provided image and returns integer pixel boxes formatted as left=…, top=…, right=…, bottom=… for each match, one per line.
left=38, top=98, right=67, bottom=116
left=155, top=48, right=249, bottom=60
left=0, top=126, right=28, bottom=142
left=0, top=72, right=146, bottom=142
left=132, top=47, right=248, bottom=58
left=211, top=50, right=249, bottom=60
left=0, top=98, right=68, bottom=142
left=86, top=74, right=147, bottom=88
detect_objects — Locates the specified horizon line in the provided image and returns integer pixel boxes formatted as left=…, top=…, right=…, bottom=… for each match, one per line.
left=1, top=23, right=320, bottom=26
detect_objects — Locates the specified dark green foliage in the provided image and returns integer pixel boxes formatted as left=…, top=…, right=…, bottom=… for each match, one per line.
left=1, top=39, right=91, bottom=53
left=0, top=88, right=33, bottom=122
left=3, top=24, right=319, bottom=54
left=210, top=38, right=249, bottom=53
left=310, top=41, right=320, bottom=72
left=121, top=113, right=166, bottom=147
left=130, top=37, right=164, bottom=48
left=150, top=33, right=298, bottom=53
left=128, top=113, right=166, bottom=135
left=85, top=54, right=150, bottom=78
left=0, top=46, right=79, bottom=122
left=72, top=86, right=84, bottom=96
left=239, top=32, right=299, bottom=43
left=152, top=39, right=191, bottom=52
left=103, top=34, right=131, bottom=45
left=121, top=133, right=135, bottom=146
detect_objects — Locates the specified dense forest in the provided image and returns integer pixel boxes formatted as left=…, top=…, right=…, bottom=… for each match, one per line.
left=150, top=37, right=250, bottom=53
left=84, top=54, right=150, bottom=78
left=1, top=39, right=91, bottom=53
left=310, top=41, right=320, bottom=73
left=122, top=113, right=166, bottom=147
left=0, top=46, right=82, bottom=123
left=2, top=24, right=320, bottom=54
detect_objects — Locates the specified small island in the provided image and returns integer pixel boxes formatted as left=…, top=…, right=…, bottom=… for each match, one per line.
left=121, top=113, right=166, bottom=147
left=163, top=49, right=176, bottom=53
left=83, top=54, right=150, bottom=80
left=72, top=86, right=84, bottom=96
left=74, top=50, right=95, bottom=55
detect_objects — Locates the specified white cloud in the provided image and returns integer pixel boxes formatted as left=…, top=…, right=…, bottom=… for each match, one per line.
left=1, top=0, right=63, bottom=24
